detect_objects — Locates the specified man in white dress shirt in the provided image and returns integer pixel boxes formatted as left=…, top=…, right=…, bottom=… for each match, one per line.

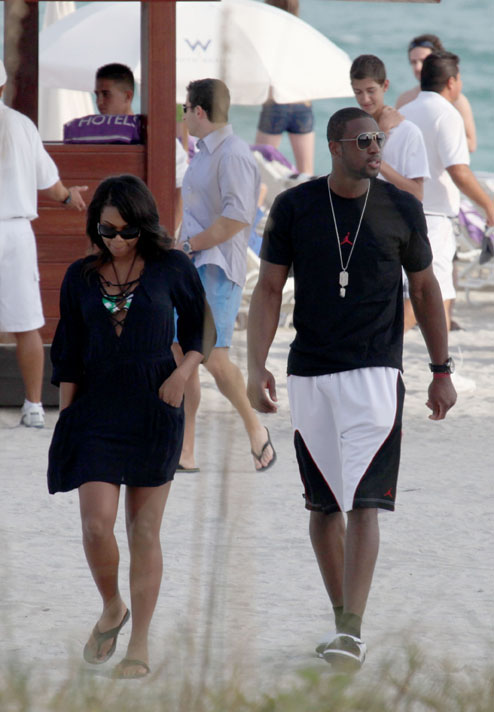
left=0, top=59, right=86, bottom=427
left=174, top=78, right=276, bottom=473
left=400, top=51, right=494, bottom=331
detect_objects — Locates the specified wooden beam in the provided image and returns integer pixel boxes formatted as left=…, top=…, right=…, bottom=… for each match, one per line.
left=3, top=0, right=39, bottom=121
left=141, top=1, right=176, bottom=234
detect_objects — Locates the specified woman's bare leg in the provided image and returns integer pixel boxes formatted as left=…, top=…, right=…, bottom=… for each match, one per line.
left=118, top=482, right=172, bottom=676
left=255, top=130, right=282, bottom=149
left=289, top=132, right=315, bottom=174
left=79, top=481, right=127, bottom=660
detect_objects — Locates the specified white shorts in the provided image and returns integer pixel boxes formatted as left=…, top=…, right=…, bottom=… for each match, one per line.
left=0, top=219, right=45, bottom=332
left=287, top=367, right=404, bottom=513
left=425, top=214, right=456, bottom=301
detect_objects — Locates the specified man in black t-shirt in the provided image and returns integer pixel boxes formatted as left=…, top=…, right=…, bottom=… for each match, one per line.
left=247, top=107, right=456, bottom=670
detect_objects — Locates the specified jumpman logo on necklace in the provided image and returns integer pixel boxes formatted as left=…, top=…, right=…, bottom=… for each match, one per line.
left=327, top=176, right=370, bottom=298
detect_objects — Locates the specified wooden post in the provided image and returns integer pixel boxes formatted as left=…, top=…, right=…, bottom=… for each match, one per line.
left=141, top=1, right=176, bottom=234
left=3, top=0, right=38, bottom=122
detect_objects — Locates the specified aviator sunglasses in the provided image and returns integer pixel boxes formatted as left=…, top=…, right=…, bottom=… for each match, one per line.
left=337, top=131, right=386, bottom=151
left=97, top=223, right=141, bottom=240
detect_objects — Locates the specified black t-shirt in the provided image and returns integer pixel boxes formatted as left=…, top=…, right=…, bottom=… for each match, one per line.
left=261, top=176, right=432, bottom=376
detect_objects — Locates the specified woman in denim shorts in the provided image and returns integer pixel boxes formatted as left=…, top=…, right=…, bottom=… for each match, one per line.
left=255, top=0, right=315, bottom=174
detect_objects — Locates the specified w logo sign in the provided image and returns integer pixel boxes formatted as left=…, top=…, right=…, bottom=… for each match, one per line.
left=185, top=39, right=212, bottom=52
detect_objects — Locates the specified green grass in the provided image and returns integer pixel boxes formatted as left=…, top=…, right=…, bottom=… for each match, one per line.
left=1, top=644, right=493, bottom=712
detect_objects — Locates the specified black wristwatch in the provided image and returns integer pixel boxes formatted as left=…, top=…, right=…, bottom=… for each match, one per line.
left=429, top=357, right=455, bottom=374
left=182, top=238, right=194, bottom=255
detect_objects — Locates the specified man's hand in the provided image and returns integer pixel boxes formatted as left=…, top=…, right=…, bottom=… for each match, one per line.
left=378, top=106, right=404, bottom=134
left=247, top=369, right=278, bottom=413
left=426, top=377, right=457, bottom=420
left=67, top=185, right=88, bottom=211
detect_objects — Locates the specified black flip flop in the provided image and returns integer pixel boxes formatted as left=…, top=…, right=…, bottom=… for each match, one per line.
left=83, top=609, right=130, bottom=664
left=251, top=427, right=277, bottom=472
left=176, top=464, right=200, bottom=473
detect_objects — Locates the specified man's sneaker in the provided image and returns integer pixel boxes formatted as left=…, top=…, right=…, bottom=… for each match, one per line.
left=20, top=402, right=45, bottom=428
left=321, top=633, right=367, bottom=672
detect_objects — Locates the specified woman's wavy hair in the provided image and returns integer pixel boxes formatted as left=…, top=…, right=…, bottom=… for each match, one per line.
left=84, top=174, right=172, bottom=276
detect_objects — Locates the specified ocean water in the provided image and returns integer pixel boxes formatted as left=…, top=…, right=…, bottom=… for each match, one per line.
left=1, top=0, right=492, bottom=174
left=229, top=0, right=494, bottom=175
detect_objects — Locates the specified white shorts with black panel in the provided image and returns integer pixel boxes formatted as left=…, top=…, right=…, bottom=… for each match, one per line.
left=287, top=367, right=405, bottom=514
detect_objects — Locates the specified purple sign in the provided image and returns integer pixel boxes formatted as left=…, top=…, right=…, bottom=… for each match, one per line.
left=63, top=114, right=142, bottom=144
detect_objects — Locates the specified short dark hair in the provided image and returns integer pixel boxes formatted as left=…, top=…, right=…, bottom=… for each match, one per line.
left=420, top=51, right=460, bottom=92
left=85, top=175, right=172, bottom=275
left=186, top=79, right=230, bottom=123
left=327, top=107, right=372, bottom=143
left=265, top=0, right=299, bottom=16
left=96, top=63, right=135, bottom=94
left=408, top=34, right=444, bottom=55
left=350, top=55, right=387, bottom=85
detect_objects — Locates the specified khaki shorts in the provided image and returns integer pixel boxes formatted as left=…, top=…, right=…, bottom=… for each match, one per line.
left=0, top=219, right=45, bottom=332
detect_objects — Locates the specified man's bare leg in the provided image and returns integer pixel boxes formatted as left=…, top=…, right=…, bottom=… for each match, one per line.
left=171, top=343, right=200, bottom=470
left=13, top=329, right=44, bottom=402
left=205, top=347, right=274, bottom=469
left=309, top=510, right=345, bottom=608
left=343, top=508, right=380, bottom=620
left=180, top=367, right=201, bottom=469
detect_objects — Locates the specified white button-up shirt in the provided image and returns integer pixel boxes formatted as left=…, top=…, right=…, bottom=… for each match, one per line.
left=0, top=101, right=59, bottom=221
left=180, top=124, right=260, bottom=287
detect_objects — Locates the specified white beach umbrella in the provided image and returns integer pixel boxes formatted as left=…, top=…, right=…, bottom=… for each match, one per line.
left=39, top=0, right=353, bottom=105
left=38, top=1, right=94, bottom=140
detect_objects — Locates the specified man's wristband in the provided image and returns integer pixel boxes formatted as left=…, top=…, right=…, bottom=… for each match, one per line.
left=62, top=189, right=71, bottom=205
left=429, top=357, right=455, bottom=374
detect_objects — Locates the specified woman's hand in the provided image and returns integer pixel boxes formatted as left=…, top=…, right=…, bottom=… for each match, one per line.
left=158, top=369, right=187, bottom=408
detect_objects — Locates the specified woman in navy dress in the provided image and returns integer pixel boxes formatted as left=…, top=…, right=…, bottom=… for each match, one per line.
left=48, top=175, right=215, bottom=679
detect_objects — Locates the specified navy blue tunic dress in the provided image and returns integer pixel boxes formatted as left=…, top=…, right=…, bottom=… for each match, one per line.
left=47, top=251, right=215, bottom=494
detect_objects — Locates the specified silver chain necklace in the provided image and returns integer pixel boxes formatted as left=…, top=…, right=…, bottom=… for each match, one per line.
left=327, top=177, right=370, bottom=298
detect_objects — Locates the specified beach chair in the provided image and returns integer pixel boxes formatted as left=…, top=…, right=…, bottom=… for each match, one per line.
left=455, top=192, right=494, bottom=303
left=236, top=247, right=295, bottom=330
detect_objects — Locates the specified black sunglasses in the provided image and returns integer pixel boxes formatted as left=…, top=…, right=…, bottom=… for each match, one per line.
left=97, top=223, right=140, bottom=240
left=337, top=131, right=386, bottom=151
left=182, top=103, right=194, bottom=113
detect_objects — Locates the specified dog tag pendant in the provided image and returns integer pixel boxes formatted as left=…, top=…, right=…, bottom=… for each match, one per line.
left=339, top=270, right=348, bottom=298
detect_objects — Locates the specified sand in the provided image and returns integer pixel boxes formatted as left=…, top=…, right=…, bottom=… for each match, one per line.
left=0, top=288, right=493, bottom=698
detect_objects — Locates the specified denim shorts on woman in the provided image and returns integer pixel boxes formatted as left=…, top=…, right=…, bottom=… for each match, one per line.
left=257, top=101, right=314, bottom=135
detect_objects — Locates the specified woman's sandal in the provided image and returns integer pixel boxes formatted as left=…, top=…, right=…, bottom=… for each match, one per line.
left=113, top=657, right=151, bottom=679
left=83, top=609, right=130, bottom=664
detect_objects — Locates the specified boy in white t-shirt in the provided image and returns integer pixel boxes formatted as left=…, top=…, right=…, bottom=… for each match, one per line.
left=350, top=54, right=429, bottom=204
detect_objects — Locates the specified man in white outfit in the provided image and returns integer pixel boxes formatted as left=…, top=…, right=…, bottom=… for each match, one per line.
left=400, top=51, right=494, bottom=332
left=0, top=59, right=87, bottom=427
